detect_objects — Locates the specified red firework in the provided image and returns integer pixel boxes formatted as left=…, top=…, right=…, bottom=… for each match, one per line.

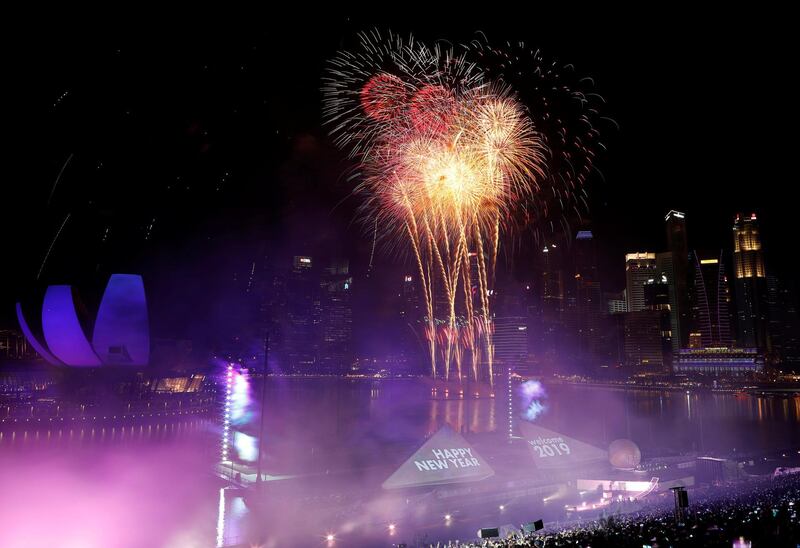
left=359, top=73, right=408, bottom=122
left=408, top=85, right=456, bottom=134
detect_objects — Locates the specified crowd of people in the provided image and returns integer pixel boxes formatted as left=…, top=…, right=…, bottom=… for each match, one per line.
left=430, top=474, right=800, bottom=547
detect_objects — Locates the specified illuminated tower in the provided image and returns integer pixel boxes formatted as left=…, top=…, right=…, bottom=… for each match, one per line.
left=625, top=252, right=657, bottom=312
left=644, top=274, right=673, bottom=370
left=665, top=210, right=690, bottom=348
left=691, top=251, right=733, bottom=348
left=732, top=214, right=769, bottom=349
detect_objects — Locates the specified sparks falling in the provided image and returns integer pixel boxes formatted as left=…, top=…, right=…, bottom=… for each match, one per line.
left=323, top=30, right=607, bottom=383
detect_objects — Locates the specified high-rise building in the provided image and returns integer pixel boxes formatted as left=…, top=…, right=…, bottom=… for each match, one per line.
left=526, top=243, right=566, bottom=372
left=625, top=252, right=657, bottom=312
left=733, top=213, right=769, bottom=350
left=656, top=251, right=680, bottom=354
left=644, top=274, right=673, bottom=370
left=319, top=259, right=353, bottom=374
left=767, top=275, right=800, bottom=367
left=665, top=210, right=690, bottom=348
left=574, top=231, right=603, bottom=363
left=691, top=251, right=733, bottom=348
left=623, top=310, right=664, bottom=370
left=541, top=244, right=564, bottom=318
left=606, top=291, right=628, bottom=314
left=396, top=273, right=425, bottom=371
left=493, top=316, right=529, bottom=365
left=400, top=274, right=420, bottom=320
left=283, top=255, right=320, bottom=373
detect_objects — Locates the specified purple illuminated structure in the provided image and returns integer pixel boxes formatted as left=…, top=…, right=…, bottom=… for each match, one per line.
left=15, top=302, right=62, bottom=365
left=16, top=274, right=150, bottom=367
left=42, top=285, right=102, bottom=366
left=92, top=274, right=149, bottom=365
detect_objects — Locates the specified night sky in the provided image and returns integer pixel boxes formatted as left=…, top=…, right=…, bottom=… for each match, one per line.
left=5, top=12, right=796, bottom=346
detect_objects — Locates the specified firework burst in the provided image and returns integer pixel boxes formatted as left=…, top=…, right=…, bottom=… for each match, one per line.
left=323, top=30, right=608, bottom=382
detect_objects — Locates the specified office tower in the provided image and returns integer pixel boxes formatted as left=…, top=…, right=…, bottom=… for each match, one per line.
left=493, top=316, right=528, bottom=365
left=656, top=251, right=680, bottom=354
left=319, top=259, right=353, bottom=374
left=541, top=244, right=564, bottom=317
left=574, top=231, right=603, bottom=363
left=691, top=251, right=733, bottom=348
left=733, top=213, right=769, bottom=349
left=539, top=243, right=565, bottom=363
left=284, top=255, right=321, bottom=372
left=665, top=210, right=690, bottom=347
left=644, top=274, right=673, bottom=370
left=606, top=291, right=628, bottom=314
left=767, top=275, right=800, bottom=367
left=396, top=273, right=424, bottom=372
left=623, top=310, right=664, bottom=370
left=625, top=252, right=657, bottom=312
left=400, top=274, right=420, bottom=321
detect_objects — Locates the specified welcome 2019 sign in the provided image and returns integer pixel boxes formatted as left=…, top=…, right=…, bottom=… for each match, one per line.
left=382, top=426, right=495, bottom=489
left=519, top=422, right=607, bottom=470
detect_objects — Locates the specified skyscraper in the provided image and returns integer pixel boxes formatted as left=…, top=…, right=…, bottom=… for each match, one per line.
left=665, top=210, right=690, bottom=348
left=623, top=310, right=664, bottom=370
left=606, top=291, right=628, bottom=314
left=644, top=274, right=672, bottom=370
left=733, top=213, right=769, bottom=350
left=319, top=259, right=353, bottom=374
left=400, top=274, right=420, bottom=322
left=656, top=251, right=679, bottom=354
left=539, top=243, right=565, bottom=363
left=767, top=275, right=800, bottom=367
left=625, top=252, right=657, bottom=312
left=574, top=230, right=603, bottom=365
left=493, top=316, right=528, bottom=365
left=392, top=273, right=426, bottom=373
left=691, top=251, right=733, bottom=348
left=284, top=255, right=320, bottom=372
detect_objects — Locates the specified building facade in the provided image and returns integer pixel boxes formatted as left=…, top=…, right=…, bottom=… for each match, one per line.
left=691, top=251, right=733, bottom=348
left=733, top=213, right=769, bottom=350
left=665, top=210, right=690, bottom=348
left=675, top=347, right=763, bottom=376
left=625, top=252, right=657, bottom=312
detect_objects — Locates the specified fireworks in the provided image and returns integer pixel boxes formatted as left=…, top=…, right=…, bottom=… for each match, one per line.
left=323, top=30, right=608, bottom=382
left=519, top=380, right=548, bottom=421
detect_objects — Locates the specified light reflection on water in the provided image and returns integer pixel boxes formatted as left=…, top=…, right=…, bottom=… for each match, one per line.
left=3, top=379, right=800, bottom=458
left=3, top=378, right=800, bottom=546
left=254, top=378, right=800, bottom=458
left=0, top=419, right=213, bottom=450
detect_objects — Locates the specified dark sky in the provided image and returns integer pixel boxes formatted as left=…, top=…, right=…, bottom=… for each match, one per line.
left=4, top=10, right=796, bottom=338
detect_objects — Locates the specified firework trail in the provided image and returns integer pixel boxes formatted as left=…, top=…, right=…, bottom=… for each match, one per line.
left=47, top=152, right=74, bottom=207
left=323, top=30, right=607, bottom=383
left=37, top=212, right=71, bottom=280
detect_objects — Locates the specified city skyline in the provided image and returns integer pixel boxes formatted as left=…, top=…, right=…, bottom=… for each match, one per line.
left=4, top=15, right=797, bottom=329
left=5, top=13, right=800, bottom=548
